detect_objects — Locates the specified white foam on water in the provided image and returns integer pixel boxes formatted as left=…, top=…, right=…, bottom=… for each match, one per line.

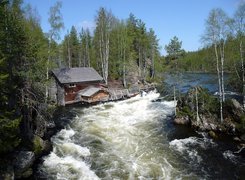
left=40, top=91, right=189, bottom=179
left=223, top=150, right=239, bottom=164
left=169, top=135, right=216, bottom=165
left=42, top=152, right=99, bottom=180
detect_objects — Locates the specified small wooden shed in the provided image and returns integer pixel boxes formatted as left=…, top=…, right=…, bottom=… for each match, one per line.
left=51, top=67, right=109, bottom=106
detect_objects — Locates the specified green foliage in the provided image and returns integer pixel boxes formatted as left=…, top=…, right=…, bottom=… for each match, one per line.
left=198, top=89, right=219, bottom=114
left=236, top=115, right=245, bottom=134
left=177, top=105, right=194, bottom=118
left=0, top=0, right=51, bottom=155
left=0, top=115, right=21, bottom=154
left=165, top=36, right=185, bottom=67
left=60, top=10, right=164, bottom=84
left=32, top=135, right=43, bottom=155
left=178, top=36, right=241, bottom=73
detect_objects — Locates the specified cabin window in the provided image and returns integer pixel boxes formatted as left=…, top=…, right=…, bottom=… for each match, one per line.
left=69, top=84, right=76, bottom=88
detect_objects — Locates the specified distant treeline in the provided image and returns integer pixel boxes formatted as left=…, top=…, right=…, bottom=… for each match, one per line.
left=177, top=37, right=241, bottom=73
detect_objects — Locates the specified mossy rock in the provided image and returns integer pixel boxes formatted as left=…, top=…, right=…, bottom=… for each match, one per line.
left=208, top=130, right=218, bottom=139
left=32, top=135, right=44, bottom=155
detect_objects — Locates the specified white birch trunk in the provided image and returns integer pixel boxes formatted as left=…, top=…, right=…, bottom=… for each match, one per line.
left=138, top=47, right=141, bottom=77
left=151, top=47, right=155, bottom=79
left=174, top=86, right=176, bottom=116
left=67, top=35, right=71, bottom=68
left=214, top=43, right=223, bottom=122
left=195, top=87, right=200, bottom=124
left=123, top=44, right=126, bottom=88
left=240, top=40, right=245, bottom=109
left=105, top=32, right=109, bottom=85
left=45, top=38, right=51, bottom=103
left=220, top=43, right=225, bottom=102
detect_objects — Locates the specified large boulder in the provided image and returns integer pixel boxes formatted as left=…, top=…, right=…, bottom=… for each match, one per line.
left=0, top=165, right=14, bottom=180
left=224, top=99, right=245, bottom=122
left=13, top=151, right=35, bottom=178
left=174, top=116, right=190, bottom=125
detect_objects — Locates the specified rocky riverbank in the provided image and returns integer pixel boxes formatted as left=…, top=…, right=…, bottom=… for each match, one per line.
left=0, top=79, right=156, bottom=179
left=174, top=87, right=245, bottom=153
left=0, top=105, right=77, bottom=179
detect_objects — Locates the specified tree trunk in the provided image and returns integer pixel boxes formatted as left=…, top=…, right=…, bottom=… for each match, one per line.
left=45, top=39, right=51, bottom=103
left=151, top=47, right=155, bottom=79
left=67, top=35, right=71, bottom=68
left=123, top=47, right=126, bottom=88
left=78, top=50, right=81, bottom=67
left=239, top=40, right=245, bottom=109
left=220, top=42, right=225, bottom=102
left=105, top=32, right=109, bottom=85
left=195, top=87, right=200, bottom=124
left=86, top=38, right=90, bottom=67
left=138, top=46, right=141, bottom=78
left=214, top=43, right=223, bottom=122
left=174, top=86, right=176, bottom=116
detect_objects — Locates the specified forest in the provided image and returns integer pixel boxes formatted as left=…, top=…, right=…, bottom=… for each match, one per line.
left=0, top=0, right=164, bottom=155
left=0, top=0, right=244, bottom=156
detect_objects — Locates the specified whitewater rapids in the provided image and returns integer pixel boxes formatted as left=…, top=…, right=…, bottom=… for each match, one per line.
left=38, top=91, right=243, bottom=179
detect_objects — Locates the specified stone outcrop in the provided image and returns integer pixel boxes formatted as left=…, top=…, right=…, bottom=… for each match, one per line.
left=0, top=105, right=69, bottom=179
left=175, top=87, right=245, bottom=139
left=14, top=151, right=35, bottom=179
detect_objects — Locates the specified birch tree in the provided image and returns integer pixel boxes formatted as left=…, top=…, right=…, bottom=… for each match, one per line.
left=117, top=20, right=129, bottom=87
left=80, top=28, right=92, bottom=67
left=233, top=2, right=245, bottom=109
left=148, top=28, right=159, bottom=79
left=94, top=7, right=112, bottom=84
left=47, top=1, right=64, bottom=100
left=202, top=8, right=230, bottom=122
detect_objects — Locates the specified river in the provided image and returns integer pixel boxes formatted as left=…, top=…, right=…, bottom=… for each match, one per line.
left=36, top=74, right=244, bottom=179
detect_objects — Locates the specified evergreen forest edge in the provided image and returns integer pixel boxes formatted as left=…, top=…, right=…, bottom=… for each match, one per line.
left=0, top=0, right=244, bottom=156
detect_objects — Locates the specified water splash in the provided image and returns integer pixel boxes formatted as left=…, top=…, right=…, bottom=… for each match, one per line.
left=38, top=91, right=241, bottom=179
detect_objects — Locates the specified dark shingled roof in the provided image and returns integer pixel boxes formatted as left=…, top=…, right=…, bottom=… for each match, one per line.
left=51, top=67, right=103, bottom=84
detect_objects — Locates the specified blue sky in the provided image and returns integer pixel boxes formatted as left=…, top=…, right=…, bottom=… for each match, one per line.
left=24, top=0, right=243, bottom=55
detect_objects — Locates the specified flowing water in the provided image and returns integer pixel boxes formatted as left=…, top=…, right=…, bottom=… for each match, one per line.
left=37, top=90, right=245, bottom=179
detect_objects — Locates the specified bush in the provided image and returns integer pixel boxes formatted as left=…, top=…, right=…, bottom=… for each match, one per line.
left=236, top=115, right=245, bottom=134
left=0, top=115, right=21, bottom=154
left=32, top=135, right=43, bottom=155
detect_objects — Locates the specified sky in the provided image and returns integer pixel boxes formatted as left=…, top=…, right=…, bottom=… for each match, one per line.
left=23, top=0, right=243, bottom=55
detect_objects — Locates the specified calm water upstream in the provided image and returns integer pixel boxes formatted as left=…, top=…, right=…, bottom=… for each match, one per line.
left=37, top=74, right=244, bottom=179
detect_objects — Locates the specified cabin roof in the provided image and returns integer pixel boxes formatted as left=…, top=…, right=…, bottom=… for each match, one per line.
left=51, top=67, right=103, bottom=84
left=78, top=86, right=102, bottom=97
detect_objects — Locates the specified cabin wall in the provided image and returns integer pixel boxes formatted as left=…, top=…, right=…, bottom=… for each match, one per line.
left=57, top=82, right=65, bottom=106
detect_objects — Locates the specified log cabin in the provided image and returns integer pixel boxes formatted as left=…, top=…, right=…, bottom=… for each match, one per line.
left=51, top=67, right=109, bottom=106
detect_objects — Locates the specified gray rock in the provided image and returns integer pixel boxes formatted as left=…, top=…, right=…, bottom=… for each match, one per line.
left=14, top=151, right=35, bottom=178
left=174, top=116, right=190, bottom=125
left=21, top=168, right=33, bottom=179
left=208, top=130, right=217, bottom=139
left=0, top=166, right=14, bottom=180
left=241, top=134, right=245, bottom=142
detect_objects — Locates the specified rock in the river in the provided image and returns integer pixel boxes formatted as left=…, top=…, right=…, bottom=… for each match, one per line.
left=174, top=86, right=244, bottom=137
left=14, top=151, right=35, bottom=178
left=208, top=131, right=217, bottom=139
left=241, top=134, right=245, bottom=142
left=174, top=116, right=190, bottom=125
left=224, top=99, right=245, bottom=122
